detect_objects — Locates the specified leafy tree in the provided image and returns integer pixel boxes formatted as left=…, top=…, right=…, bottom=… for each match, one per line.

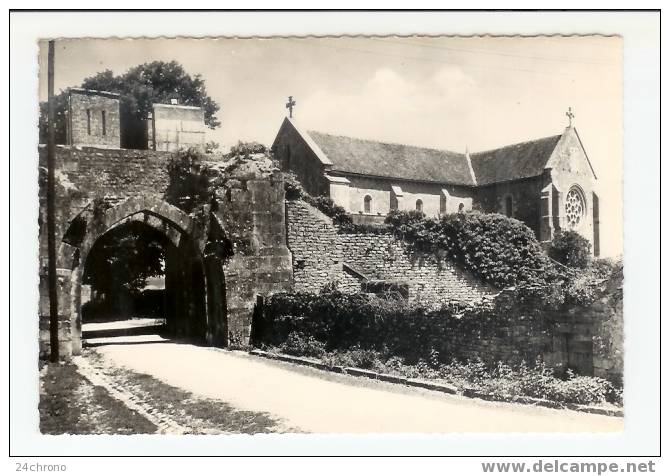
left=548, top=230, right=592, bottom=269
left=40, top=61, right=221, bottom=149
left=83, top=221, right=167, bottom=317
left=165, top=148, right=211, bottom=213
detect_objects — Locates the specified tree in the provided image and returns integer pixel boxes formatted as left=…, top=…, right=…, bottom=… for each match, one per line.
left=39, top=61, right=221, bottom=149
left=548, top=230, right=592, bottom=269
left=165, top=148, right=211, bottom=213
left=83, top=221, right=167, bottom=317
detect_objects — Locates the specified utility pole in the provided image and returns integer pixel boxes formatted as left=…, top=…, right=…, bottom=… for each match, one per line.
left=47, top=40, right=59, bottom=362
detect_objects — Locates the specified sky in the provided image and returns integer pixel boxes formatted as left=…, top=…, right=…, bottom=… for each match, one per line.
left=38, top=36, right=622, bottom=256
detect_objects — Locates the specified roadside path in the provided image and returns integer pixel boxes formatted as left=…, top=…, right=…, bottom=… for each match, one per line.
left=92, top=342, right=624, bottom=433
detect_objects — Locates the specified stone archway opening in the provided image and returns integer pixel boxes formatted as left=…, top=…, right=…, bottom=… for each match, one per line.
left=62, top=197, right=232, bottom=351
left=80, top=220, right=176, bottom=341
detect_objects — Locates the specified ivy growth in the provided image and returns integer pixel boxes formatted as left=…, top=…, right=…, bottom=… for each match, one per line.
left=164, top=148, right=212, bottom=213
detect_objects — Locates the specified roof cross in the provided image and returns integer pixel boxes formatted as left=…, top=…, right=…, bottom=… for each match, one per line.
left=566, top=107, right=575, bottom=127
left=286, top=96, right=296, bottom=118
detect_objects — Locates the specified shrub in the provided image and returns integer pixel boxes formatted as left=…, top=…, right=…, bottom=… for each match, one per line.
left=308, top=195, right=354, bottom=229
left=385, top=210, right=552, bottom=288
left=344, top=346, right=383, bottom=370
left=548, top=230, right=592, bottom=269
left=279, top=332, right=326, bottom=359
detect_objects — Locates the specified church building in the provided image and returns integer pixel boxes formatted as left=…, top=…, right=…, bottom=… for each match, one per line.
left=272, top=112, right=600, bottom=255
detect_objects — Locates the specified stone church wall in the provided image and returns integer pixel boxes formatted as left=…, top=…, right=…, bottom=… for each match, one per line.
left=548, top=129, right=599, bottom=250
left=274, top=123, right=330, bottom=197
left=342, top=175, right=474, bottom=218
left=474, top=174, right=545, bottom=240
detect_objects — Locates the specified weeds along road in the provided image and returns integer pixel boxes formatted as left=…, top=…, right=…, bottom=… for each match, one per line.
left=86, top=341, right=624, bottom=434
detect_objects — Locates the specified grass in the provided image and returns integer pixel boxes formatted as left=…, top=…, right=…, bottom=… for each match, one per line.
left=39, top=361, right=158, bottom=434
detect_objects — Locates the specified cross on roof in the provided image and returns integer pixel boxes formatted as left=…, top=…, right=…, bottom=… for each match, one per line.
left=566, top=107, right=575, bottom=127
left=286, top=96, right=296, bottom=118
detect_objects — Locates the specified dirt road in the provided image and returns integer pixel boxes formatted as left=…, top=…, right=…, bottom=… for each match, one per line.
left=93, top=342, right=624, bottom=433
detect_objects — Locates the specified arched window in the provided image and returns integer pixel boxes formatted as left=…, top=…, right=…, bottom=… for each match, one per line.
left=502, top=194, right=513, bottom=217
left=565, top=186, right=586, bottom=229
left=458, top=203, right=465, bottom=213
left=440, top=194, right=447, bottom=214
left=415, top=199, right=423, bottom=213
left=364, top=195, right=372, bottom=214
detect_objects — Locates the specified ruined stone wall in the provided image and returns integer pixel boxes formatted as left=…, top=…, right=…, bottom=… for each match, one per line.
left=38, top=146, right=175, bottom=358
left=68, top=90, right=121, bottom=149
left=213, top=171, right=293, bottom=346
left=39, top=146, right=294, bottom=357
left=285, top=199, right=493, bottom=305
left=340, top=233, right=497, bottom=307
left=285, top=200, right=348, bottom=293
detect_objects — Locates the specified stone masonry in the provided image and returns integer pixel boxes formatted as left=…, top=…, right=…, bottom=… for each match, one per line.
left=68, top=89, right=121, bottom=149
left=38, top=145, right=292, bottom=358
left=285, top=199, right=495, bottom=304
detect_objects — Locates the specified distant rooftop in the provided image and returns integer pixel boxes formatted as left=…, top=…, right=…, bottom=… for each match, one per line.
left=68, top=87, right=120, bottom=99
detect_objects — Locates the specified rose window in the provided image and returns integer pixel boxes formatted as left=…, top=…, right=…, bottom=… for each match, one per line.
left=565, top=187, right=585, bottom=228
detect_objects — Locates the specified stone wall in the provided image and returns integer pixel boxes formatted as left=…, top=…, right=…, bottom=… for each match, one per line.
left=339, top=175, right=474, bottom=217
left=39, top=146, right=294, bottom=357
left=340, top=233, right=496, bottom=306
left=474, top=175, right=545, bottom=240
left=213, top=171, right=294, bottom=345
left=285, top=200, right=347, bottom=293
left=150, top=104, right=206, bottom=152
left=285, top=199, right=494, bottom=305
left=68, top=89, right=121, bottom=149
left=273, top=120, right=330, bottom=197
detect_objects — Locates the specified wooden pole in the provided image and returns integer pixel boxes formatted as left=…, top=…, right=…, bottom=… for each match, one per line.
left=47, top=40, right=59, bottom=362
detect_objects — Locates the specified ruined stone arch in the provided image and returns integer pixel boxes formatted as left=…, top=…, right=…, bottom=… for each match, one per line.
left=60, top=195, right=229, bottom=354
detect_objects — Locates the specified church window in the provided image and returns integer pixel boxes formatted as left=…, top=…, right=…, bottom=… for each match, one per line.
left=458, top=203, right=465, bottom=213
left=565, top=186, right=586, bottom=229
left=440, top=194, right=447, bottom=214
left=502, top=194, right=513, bottom=217
left=101, top=111, right=107, bottom=136
left=86, top=109, right=91, bottom=135
left=390, top=194, right=398, bottom=211
left=364, top=195, right=372, bottom=213
left=415, top=199, right=423, bottom=213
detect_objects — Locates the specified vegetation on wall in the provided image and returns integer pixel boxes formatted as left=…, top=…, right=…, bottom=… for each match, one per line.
left=165, top=149, right=212, bottom=213
left=284, top=175, right=617, bottom=307
left=385, top=210, right=552, bottom=288
left=253, top=289, right=622, bottom=404
left=549, top=230, right=592, bottom=269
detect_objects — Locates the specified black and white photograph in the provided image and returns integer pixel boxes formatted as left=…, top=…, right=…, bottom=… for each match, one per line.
left=7, top=8, right=662, bottom=464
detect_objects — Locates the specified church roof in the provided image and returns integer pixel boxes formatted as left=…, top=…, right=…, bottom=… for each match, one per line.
left=469, top=134, right=562, bottom=186
left=306, top=130, right=476, bottom=186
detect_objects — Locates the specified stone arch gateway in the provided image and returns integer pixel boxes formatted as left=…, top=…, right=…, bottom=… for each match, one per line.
left=61, top=196, right=222, bottom=353
left=39, top=145, right=293, bottom=359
